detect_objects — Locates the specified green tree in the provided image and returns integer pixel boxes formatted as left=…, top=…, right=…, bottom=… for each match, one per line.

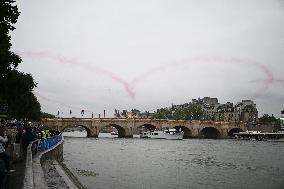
left=172, top=107, right=186, bottom=120
left=0, top=0, right=41, bottom=120
left=152, top=108, right=172, bottom=119
left=41, top=112, right=56, bottom=119
left=0, top=0, right=21, bottom=73
left=259, top=114, right=278, bottom=123
left=152, top=110, right=167, bottom=119
left=172, top=104, right=203, bottom=120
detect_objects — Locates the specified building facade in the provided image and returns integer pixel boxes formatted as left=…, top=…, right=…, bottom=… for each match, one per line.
left=196, top=97, right=258, bottom=123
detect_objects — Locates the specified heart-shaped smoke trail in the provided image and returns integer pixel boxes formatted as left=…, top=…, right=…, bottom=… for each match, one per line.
left=18, top=51, right=283, bottom=101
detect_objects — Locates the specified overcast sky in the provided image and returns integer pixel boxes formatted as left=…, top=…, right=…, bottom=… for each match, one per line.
left=11, top=0, right=284, bottom=117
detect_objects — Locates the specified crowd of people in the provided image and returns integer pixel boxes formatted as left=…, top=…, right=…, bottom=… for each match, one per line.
left=0, top=119, right=61, bottom=188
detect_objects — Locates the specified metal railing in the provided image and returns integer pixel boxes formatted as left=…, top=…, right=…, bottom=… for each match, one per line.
left=30, top=134, right=63, bottom=155
left=23, top=134, right=64, bottom=189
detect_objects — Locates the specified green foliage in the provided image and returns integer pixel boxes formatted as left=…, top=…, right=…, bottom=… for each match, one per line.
left=152, top=108, right=172, bottom=119
left=41, top=112, right=56, bottom=119
left=259, top=114, right=278, bottom=124
left=0, top=0, right=41, bottom=120
left=152, top=104, right=203, bottom=120
left=172, top=104, right=203, bottom=120
left=152, top=110, right=167, bottom=119
left=280, top=118, right=284, bottom=127
left=0, top=0, right=21, bottom=73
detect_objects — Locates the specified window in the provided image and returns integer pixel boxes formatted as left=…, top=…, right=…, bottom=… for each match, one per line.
left=154, top=133, right=158, bottom=135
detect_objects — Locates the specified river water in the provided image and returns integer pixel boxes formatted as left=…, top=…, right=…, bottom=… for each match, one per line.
left=62, top=131, right=284, bottom=189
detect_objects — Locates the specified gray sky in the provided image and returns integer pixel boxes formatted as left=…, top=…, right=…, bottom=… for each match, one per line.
left=11, top=0, right=284, bottom=117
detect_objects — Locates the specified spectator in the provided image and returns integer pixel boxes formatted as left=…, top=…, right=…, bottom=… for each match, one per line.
left=0, top=127, right=15, bottom=173
left=22, top=126, right=37, bottom=152
left=15, top=125, right=25, bottom=144
left=0, top=158, right=5, bottom=189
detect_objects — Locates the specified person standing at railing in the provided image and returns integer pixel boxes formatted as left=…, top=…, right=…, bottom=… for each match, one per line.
left=22, top=127, right=37, bottom=154
left=40, top=130, right=46, bottom=139
left=45, top=129, right=49, bottom=138
left=15, top=125, right=25, bottom=145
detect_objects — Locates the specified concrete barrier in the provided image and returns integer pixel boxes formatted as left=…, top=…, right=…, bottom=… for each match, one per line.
left=23, top=144, right=33, bottom=189
left=23, top=136, right=65, bottom=189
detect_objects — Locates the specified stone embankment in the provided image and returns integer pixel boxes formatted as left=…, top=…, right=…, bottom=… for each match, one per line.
left=23, top=136, right=81, bottom=189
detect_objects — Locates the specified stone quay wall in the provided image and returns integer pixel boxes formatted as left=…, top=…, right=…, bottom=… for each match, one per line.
left=23, top=137, right=65, bottom=189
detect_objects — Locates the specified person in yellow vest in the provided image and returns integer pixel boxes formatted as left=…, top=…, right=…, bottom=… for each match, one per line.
left=41, top=130, right=46, bottom=139
left=47, top=130, right=50, bottom=138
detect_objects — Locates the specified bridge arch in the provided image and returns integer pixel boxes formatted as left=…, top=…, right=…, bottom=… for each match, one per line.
left=61, top=124, right=92, bottom=137
left=174, top=126, right=192, bottom=138
left=136, top=124, right=157, bottom=135
left=103, top=124, right=126, bottom=138
left=200, top=127, right=221, bottom=139
left=228, top=128, right=243, bottom=137
left=137, top=124, right=156, bottom=131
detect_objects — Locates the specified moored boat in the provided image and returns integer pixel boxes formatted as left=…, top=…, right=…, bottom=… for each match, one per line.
left=110, top=131, right=118, bottom=135
left=234, top=131, right=284, bottom=141
left=140, top=128, right=184, bottom=140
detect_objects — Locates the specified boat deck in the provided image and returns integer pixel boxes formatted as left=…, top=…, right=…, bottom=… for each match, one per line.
left=234, top=132, right=284, bottom=140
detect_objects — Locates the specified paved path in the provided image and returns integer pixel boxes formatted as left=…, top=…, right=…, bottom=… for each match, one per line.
left=5, top=158, right=26, bottom=189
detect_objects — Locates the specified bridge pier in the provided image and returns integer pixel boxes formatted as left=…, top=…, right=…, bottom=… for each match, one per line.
left=191, top=127, right=199, bottom=138
left=87, top=133, right=98, bottom=137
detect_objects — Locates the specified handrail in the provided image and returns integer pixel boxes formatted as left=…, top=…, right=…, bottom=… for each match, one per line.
left=37, top=135, right=63, bottom=153
left=23, top=134, right=63, bottom=189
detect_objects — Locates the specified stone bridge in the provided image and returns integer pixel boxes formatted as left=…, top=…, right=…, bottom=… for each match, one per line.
left=41, top=118, right=247, bottom=138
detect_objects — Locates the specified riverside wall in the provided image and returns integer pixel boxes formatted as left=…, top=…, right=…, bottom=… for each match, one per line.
left=23, top=137, right=71, bottom=189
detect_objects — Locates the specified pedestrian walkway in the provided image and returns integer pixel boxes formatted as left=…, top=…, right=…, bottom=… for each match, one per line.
left=5, top=158, right=26, bottom=189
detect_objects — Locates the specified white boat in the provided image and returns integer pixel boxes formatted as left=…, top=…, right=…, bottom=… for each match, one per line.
left=140, top=129, right=184, bottom=140
left=110, top=131, right=118, bottom=135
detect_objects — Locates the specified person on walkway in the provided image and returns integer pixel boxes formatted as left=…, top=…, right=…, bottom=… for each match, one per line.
left=0, top=158, right=5, bottom=189
left=22, top=126, right=37, bottom=153
left=0, top=128, right=15, bottom=174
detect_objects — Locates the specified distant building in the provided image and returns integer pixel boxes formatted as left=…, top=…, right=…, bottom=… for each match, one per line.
left=196, top=97, right=258, bottom=123
left=113, top=97, right=258, bottom=123
left=280, top=109, right=284, bottom=130
left=192, top=97, right=219, bottom=120
left=214, top=102, right=240, bottom=122
left=235, top=100, right=258, bottom=122
left=201, top=97, right=219, bottom=105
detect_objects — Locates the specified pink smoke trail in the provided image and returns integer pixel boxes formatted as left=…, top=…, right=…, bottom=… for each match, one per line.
left=129, top=56, right=283, bottom=98
left=19, top=51, right=136, bottom=99
left=20, top=51, right=283, bottom=99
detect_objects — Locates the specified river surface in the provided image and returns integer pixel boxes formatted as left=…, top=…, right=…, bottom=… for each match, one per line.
left=62, top=131, right=284, bottom=189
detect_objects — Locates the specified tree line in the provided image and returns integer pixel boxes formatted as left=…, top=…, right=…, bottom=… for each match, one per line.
left=0, top=0, right=41, bottom=121
left=152, top=103, right=203, bottom=120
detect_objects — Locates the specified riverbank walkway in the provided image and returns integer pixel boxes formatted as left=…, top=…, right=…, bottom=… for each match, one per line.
left=3, top=134, right=63, bottom=189
left=5, top=158, right=26, bottom=189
